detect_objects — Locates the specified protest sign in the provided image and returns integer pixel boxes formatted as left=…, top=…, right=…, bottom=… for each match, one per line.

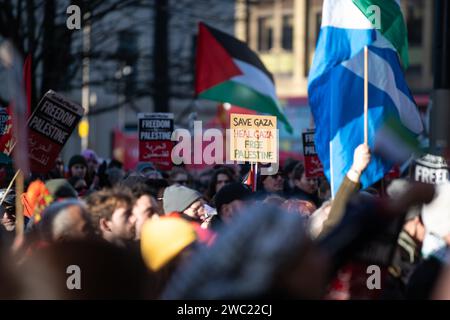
left=28, top=90, right=84, bottom=173
left=302, top=130, right=324, bottom=178
left=229, top=113, right=277, bottom=163
left=138, top=113, right=174, bottom=170
left=411, top=154, right=449, bottom=184
left=0, top=106, right=14, bottom=155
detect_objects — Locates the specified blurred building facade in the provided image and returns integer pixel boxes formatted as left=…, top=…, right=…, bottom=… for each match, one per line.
left=235, top=0, right=433, bottom=96
left=62, top=0, right=236, bottom=166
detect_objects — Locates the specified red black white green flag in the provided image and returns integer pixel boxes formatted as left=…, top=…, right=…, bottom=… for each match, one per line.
left=195, top=22, right=293, bottom=133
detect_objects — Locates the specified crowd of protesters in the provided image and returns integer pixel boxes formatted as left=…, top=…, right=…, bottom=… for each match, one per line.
left=0, top=145, right=449, bottom=300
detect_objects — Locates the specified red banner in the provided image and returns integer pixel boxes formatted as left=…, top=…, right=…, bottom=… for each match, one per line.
left=112, top=129, right=139, bottom=171
left=139, top=140, right=174, bottom=171
left=0, top=106, right=14, bottom=155
left=302, top=131, right=324, bottom=178
left=138, top=113, right=174, bottom=171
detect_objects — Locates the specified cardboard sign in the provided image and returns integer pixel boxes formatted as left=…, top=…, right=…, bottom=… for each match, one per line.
left=138, top=113, right=174, bottom=170
left=229, top=113, right=277, bottom=163
left=411, top=154, right=449, bottom=184
left=302, top=131, right=324, bottom=178
left=28, top=91, right=84, bottom=173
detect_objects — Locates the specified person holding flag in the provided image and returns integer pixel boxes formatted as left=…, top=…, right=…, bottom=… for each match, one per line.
left=308, top=0, right=423, bottom=196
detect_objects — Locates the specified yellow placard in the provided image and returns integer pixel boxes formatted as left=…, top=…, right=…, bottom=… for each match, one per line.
left=229, top=113, right=278, bottom=163
left=78, top=119, right=89, bottom=138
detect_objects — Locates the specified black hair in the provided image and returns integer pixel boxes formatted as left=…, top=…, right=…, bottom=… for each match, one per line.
left=145, top=179, right=169, bottom=199
left=292, top=163, right=306, bottom=180
left=205, top=168, right=236, bottom=201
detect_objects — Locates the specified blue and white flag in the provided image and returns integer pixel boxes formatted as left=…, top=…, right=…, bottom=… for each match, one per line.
left=308, top=0, right=423, bottom=196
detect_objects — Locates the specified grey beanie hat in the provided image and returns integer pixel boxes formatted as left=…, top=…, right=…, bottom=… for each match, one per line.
left=45, top=179, right=78, bottom=199
left=163, top=185, right=202, bottom=214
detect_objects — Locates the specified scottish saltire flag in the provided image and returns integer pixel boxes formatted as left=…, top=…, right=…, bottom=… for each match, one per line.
left=308, top=0, right=423, bottom=195
left=195, top=22, right=293, bottom=133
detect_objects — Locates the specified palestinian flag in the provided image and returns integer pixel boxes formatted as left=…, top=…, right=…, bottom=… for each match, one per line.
left=195, top=22, right=293, bottom=133
left=242, top=163, right=258, bottom=192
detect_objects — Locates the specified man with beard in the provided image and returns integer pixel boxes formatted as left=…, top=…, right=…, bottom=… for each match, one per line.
left=86, top=188, right=136, bottom=248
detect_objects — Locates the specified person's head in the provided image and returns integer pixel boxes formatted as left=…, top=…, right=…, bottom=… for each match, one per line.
left=82, top=149, right=99, bottom=173
left=169, top=167, right=191, bottom=187
left=140, top=217, right=197, bottom=272
left=145, top=179, right=169, bottom=214
left=68, top=155, right=87, bottom=179
left=121, top=181, right=158, bottom=240
left=260, top=172, right=285, bottom=194
left=206, top=169, right=235, bottom=200
left=135, top=162, right=162, bottom=179
left=163, top=185, right=205, bottom=221
left=282, top=199, right=317, bottom=217
left=213, top=183, right=252, bottom=223
left=0, top=189, right=15, bottom=232
left=284, top=160, right=300, bottom=186
left=318, top=178, right=331, bottom=201
left=48, top=157, right=64, bottom=179
left=108, top=159, right=123, bottom=170
left=105, top=167, right=125, bottom=187
left=262, top=194, right=286, bottom=206
left=293, top=163, right=318, bottom=194
left=86, top=188, right=136, bottom=246
left=45, top=179, right=78, bottom=200
left=38, top=200, right=94, bottom=242
left=0, top=153, right=13, bottom=188
left=387, top=179, right=425, bottom=243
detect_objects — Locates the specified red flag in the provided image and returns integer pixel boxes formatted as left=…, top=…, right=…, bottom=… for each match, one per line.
left=0, top=42, right=30, bottom=175
left=0, top=54, right=32, bottom=158
left=23, top=54, right=32, bottom=117
left=242, top=164, right=257, bottom=192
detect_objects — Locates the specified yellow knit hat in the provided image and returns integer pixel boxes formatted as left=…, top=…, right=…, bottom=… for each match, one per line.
left=140, top=217, right=197, bottom=271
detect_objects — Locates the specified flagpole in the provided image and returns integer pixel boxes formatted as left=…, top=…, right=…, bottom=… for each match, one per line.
left=330, top=141, right=335, bottom=199
left=15, top=170, right=24, bottom=237
left=364, top=46, right=369, bottom=146
left=253, top=162, right=258, bottom=192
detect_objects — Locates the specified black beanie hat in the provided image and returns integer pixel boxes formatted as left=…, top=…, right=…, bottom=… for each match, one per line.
left=213, top=183, right=252, bottom=213
left=68, top=155, right=87, bottom=169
